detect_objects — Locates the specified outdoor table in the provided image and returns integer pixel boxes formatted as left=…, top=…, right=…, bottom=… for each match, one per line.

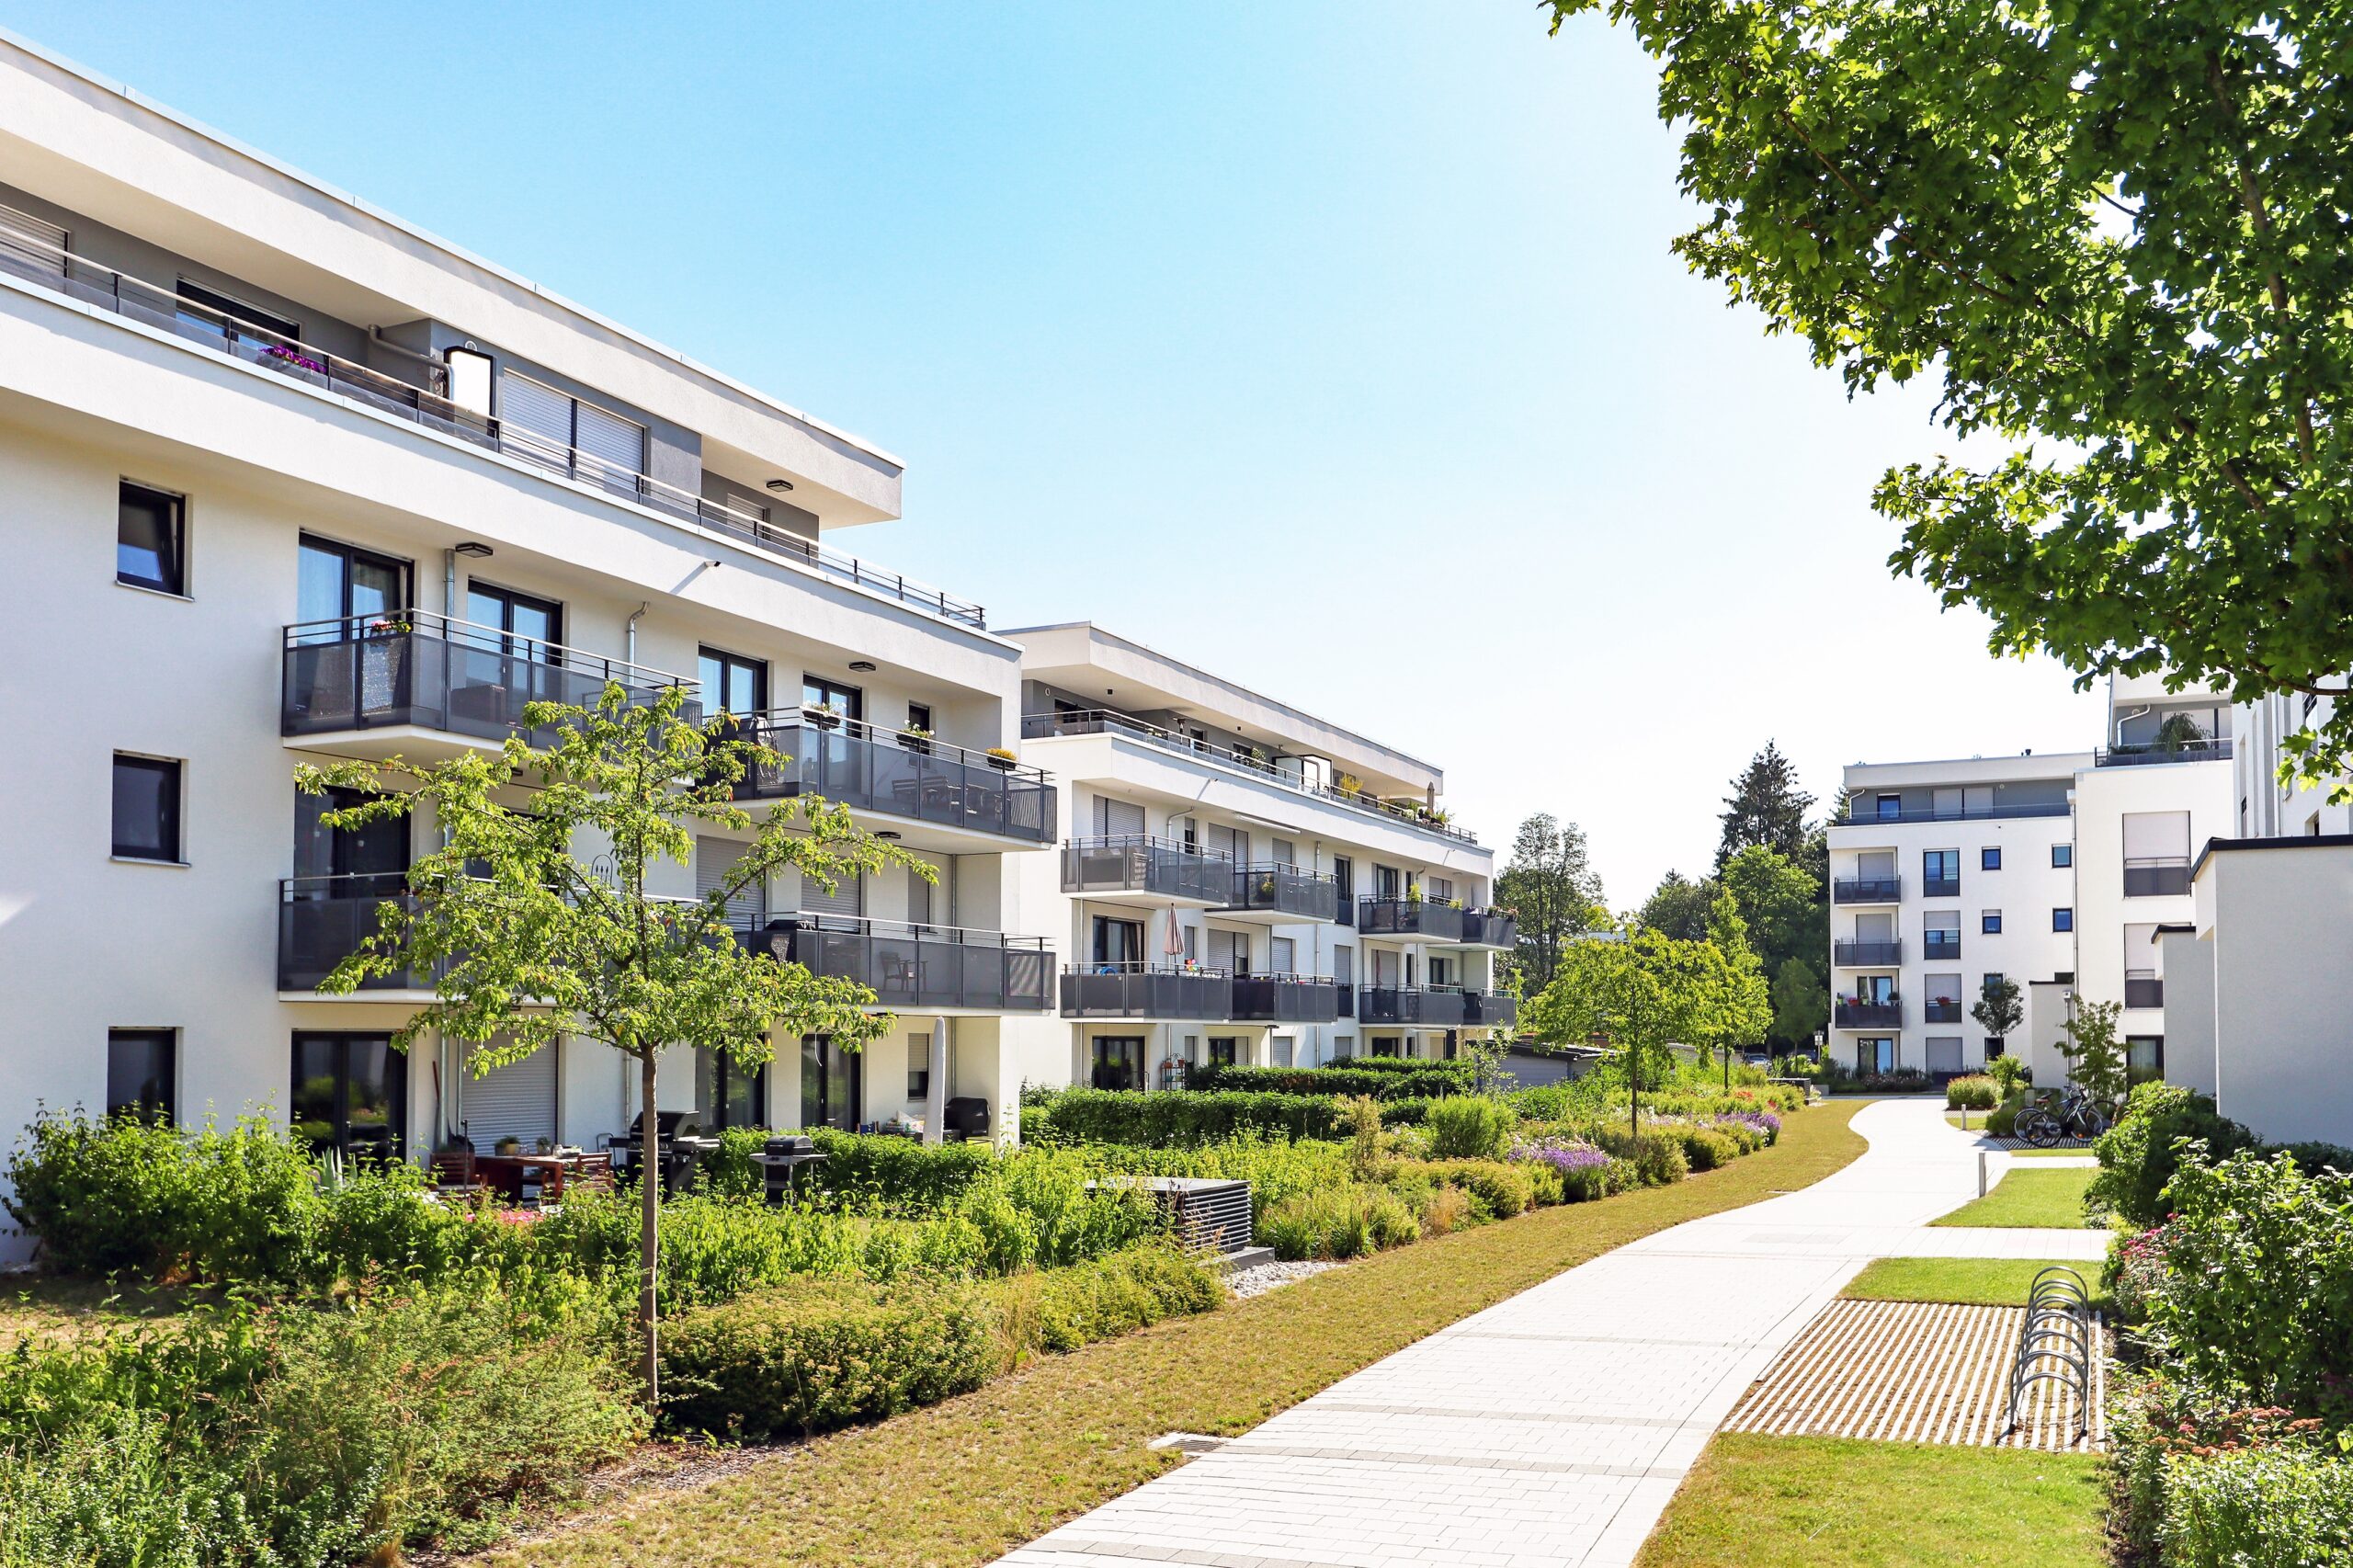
left=473, top=1153, right=573, bottom=1204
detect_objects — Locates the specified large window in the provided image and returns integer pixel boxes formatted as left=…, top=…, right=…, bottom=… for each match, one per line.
left=464, top=582, right=562, bottom=661
left=293, top=785, right=408, bottom=893
left=1856, top=1038, right=1896, bottom=1074
left=297, top=535, right=410, bottom=628
left=1090, top=915, right=1143, bottom=968
left=106, top=1028, right=175, bottom=1122
left=111, top=754, right=182, bottom=862
left=176, top=278, right=298, bottom=343
left=1923, top=849, right=1961, bottom=897
left=117, top=482, right=186, bottom=595
left=801, top=1034, right=862, bottom=1131
left=499, top=370, right=646, bottom=476
left=697, top=1051, right=766, bottom=1131
left=1209, top=1038, right=1241, bottom=1067
left=290, top=1032, right=404, bottom=1159
left=1090, top=1036, right=1143, bottom=1091
left=801, top=675, right=864, bottom=721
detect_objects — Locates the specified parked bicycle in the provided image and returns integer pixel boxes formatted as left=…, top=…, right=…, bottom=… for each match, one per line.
left=2017, top=1084, right=2109, bottom=1147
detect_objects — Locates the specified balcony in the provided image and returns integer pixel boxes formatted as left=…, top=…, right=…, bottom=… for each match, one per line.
left=1924, top=999, right=1963, bottom=1023
left=1061, top=837, right=1234, bottom=904
left=738, top=915, right=1051, bottom=1012
left=1834, top=877, right=1903, bottom=903
left=1458, top=910, right=1521, bottom=949
left=1357, top=985, right=1470, bottom=1028
left=2124, top=858, right=2192, bottom=898
left=1059, top=964, right=1233, bottom=1020
left=729, top=711, right=1056, bottom=846
left=1835, top=999, right=1903, bottom=1028
left=2097, top=737, right=2233, bottom=767
left=1839, top=802, right=2069, bottom=825
left=1357, top=898, right=1467, bottom=944
left=1020, top=709, right=1478, bottom=846
left=1835, top=939, right=1903, bottom=966
left=0, top=215, right=987, bottom=631
left=1923, top=876, right=1961, bottom=899
left=1229, top=974, right=1342, bottom=1024
left=1461, top=990, right=1519, bottom=1028
left=278, top=875, right=438, bottom=993
left=1923, top=933, right=1963, bottom=960
left=2126, top=975, right=2165, bottom=1009
left=1217, top=864, right=1341, bottom=924
left=282, top=611, right=697, bottom=756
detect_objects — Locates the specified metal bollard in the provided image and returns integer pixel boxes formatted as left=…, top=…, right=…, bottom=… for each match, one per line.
left=1979, top=1151, right=1988, bottom=1198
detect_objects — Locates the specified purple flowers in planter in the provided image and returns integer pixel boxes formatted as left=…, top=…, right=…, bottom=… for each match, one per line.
left=262, top=342, right=329, bottom=375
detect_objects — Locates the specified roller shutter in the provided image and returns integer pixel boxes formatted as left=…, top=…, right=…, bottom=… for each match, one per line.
left=0, top=201, right=65, bottom=278
left=697, top=836, right=767, bottom=926
left=462, top=1043, right=558, bottom=1150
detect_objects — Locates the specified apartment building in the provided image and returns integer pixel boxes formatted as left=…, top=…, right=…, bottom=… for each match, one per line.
left=1828, top=676, right=2232, bottom=1083
left=0, top=33, right=1062, bottom=1235
left=1005, top=623, right=1512, bottom=1092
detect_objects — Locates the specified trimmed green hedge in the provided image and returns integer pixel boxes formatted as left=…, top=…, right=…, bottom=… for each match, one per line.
left=1026, top=1087, right=1429, bottom=1147
left=1183, top=1062, right=1477, bottom=1099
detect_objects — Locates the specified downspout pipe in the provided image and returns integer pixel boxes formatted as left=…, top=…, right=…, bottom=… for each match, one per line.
left=627, top=603, right=649, bottom=666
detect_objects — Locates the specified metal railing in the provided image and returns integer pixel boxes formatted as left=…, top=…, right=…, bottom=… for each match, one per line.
left=2097, top=737, right=2233, bottom=767
left=0, top=214, right=986, bottom=630
left=1356, top=897, right=1467, bottom=944
left=1218, top=863, right=1341, bottom=922
left=278, top=874, right=438, bottom=991
left=1060, top=836, right=1234, bottom=903
left=1059, top=962, right=1234, bottom=1019
left=1459, top=910, right=1521, bottom=949
left=1833, top=876, right=1902, bottom=903
left=1924, top=999, right=1963, bottom=1023
left=1840, top=801, right=2070, bottom=825
left=1834, top=939, right=1903, bottom=966
left=2123, top=857, right=2191, bottom=897
left=737, top=913, right=1051, bottom=1011
left=1229, top=973, right=1342, bottom=1023
left=1357, top=985, right=1470, bottom=1027
left=1461, top=990, right=1519, bottom=1027
left=1019, top=708, right=1477, bottom=845
left=1923, top=933, right=1963, bottom=960
left=726, top=710, right=1055, bottom=844
left=2003, top=1265, right=2095, bottom=1443
left=282, top=610, right=698, bottom=743
left=1923, top=875, right=1961, bottom=899
left=1835, top=998, right=1903, bottom=1028
left=2125, top=974, right=2165, bottom=1008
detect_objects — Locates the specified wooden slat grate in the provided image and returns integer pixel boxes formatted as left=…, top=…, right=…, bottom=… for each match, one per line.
left=1723, top=1299, right=2105, bottom=1451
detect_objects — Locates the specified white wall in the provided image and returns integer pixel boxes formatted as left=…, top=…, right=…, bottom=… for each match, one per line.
left=2203, top=843, right=2353, bottom=1144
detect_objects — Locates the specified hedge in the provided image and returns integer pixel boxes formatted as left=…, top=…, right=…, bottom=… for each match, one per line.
left=1183, top=1061, right=1478, bottom=1099
left=992, top=1244, right=1226, bottom=1357
left=1026, top=1087, right=1430, bottom=1147
left=2157, top=1444, right=2353, bottom=1567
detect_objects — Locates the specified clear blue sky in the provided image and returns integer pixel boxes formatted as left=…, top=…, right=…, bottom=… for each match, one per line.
left=13, top=1, right=2103, bottom=903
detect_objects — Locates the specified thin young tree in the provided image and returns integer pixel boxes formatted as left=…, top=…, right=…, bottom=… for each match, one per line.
left=296, top=684, right=924, bottom=1403
left=1972, top=977, right=2026, bottom=1051
left=2059, top=997, right=2130, bottom=1110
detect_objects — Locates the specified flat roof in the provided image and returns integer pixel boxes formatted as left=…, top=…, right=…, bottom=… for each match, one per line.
left=2191, top=831, right=2353, bottom=880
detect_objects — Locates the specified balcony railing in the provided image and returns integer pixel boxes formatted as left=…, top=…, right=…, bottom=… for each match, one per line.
left=738, top=915, right=1051, bottom=1012
left=1357, top=898, right=1467, bottom=943
left=1835, top=939, right=1903, bottom=966
left=1840, top=802, right=2070, bottom=825
left=1218, top=864, right=1341, bottom=922
left=1924, top=999, right=1963, bottom=1023
left=1834, top=876, right=1903, bottom=903
left=1061, top=836, right=1234, bottom=903
left=1835, top=999, right=1903, bottom=1028
left=2097, top=737, right=2233, bottom=767
left=1923, top=876, right=1961, bottom=899
left=1459, top=910, right=1521, bottom=949
left=1059, top=963, right=1233, bottom=1019
left=728, top=710, right=1055, bottom=845
left=2124, top=858, right=2192, bottom=898
left=278, top=875, right=438, bottom=991
left=282, top=611, right=697, bottom=744
left=1461, top=990, right=1519, bottom=1028
left=2125, top=975, right=2165, bottom=1008
left=1229, top=974, right=1342, bottom=1024
left=1923, top=933, right=1963, bottom=960
left=1357, top=985, right=1470, bottom=1027
left=1019, top=709, right=1477, bottom=845
left=0, top=215, right=986, bottom=630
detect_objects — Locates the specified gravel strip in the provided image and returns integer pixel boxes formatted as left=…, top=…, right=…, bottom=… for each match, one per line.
left=1228, top=1259, right=1343, bottom=1299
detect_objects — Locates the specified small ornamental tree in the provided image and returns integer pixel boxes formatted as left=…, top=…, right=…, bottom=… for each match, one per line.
left=2059, top=997, right=2130, bottom=1108
left=1529, top=923, right=1756, bottom=1135
left=1702, top=889, right=1774, bottom=1089
left=1972, top=977, right=2027, bottom=1051
left=296, top=684, right=924, bottom=1402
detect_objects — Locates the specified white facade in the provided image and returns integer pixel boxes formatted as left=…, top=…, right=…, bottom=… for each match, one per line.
left=1005, top=624, right=1506, bottom=1093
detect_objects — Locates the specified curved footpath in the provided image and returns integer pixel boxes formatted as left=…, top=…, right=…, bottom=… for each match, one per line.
left=995, top=1098, right=2106, bottom=1568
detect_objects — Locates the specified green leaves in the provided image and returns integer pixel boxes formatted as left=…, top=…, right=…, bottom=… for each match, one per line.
left=1557, top=0, right=2353, bottom=793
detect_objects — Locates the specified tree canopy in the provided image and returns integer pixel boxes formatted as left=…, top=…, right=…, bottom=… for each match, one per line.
left=1636, top=869, right=1717, bottom=942
left=1496, top=812, right=1608, bottom=992
left=1721, top=845, right=1830, bottom=1048
left=1554, top=1, right=2353, bottom=792
left=1716, top=742, right=1813, bottom=870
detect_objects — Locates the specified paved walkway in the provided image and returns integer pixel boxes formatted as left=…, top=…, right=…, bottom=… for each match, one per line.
left=995, top=1099, right=2101, bottom=1568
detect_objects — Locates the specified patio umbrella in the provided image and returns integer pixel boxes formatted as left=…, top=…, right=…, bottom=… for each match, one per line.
left=923, top=1017, right=948, bottom=1147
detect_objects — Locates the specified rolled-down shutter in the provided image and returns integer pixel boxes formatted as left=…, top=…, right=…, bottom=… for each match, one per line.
left=462, top=1043, right=558, bottom=1149
left=0, top=202, right=66, bottom=277
left=2122, top=812, right=2191, bottom=860
left=799, top=868, right=863, bottom=918
left=499, top=371, right=573, bottom=447
left=574, top=400, right=645, bottom=475
left=697, top=836, right=767, bottom=927
left=1094, top=797, right=1146, bottom=838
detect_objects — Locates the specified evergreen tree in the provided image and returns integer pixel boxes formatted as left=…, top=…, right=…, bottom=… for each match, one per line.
left=1637, top=869, right=1717, bottom=941
left=1716, top=742, right=1813, bottom=871
left=1496, top=812, right=1606, bottom=993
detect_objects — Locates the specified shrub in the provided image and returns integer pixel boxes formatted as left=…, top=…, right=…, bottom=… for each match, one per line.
left=2156, top=1437, right=2353, bottom=1567
left=1510, top=1137, right=1612, bottom=1201
left=1985, top=1095, right=2026, bottom=1138
left=1984, top=1054, right=2031, bottom=1100
left=2089, top=1082, right=2262, bottom=1228
left=1028, top=1087, right=1343, bottom=1147
left=657, top=1277, right=998, bottom=1440
left=1424, top=1096, right=1516, bottom=1162
left=1946, top=1074, right=2000, bottom=1110
left=1258, top=1184, right=1420, bottom=1259
left=2284, top=1141, right=2353, bottom=1178
left=1672, top=1126, right=1744, bottom=1172
left=1591, top=1126, right=1688, bottom=1187
left=1455, top=1161, right=1532, bottom=1219
left=1416, top=1183, right=1476, bottom=1235
left=799, top=1129, right=1001, bottom=1210
left=990, top=1244, right=1224, bottom=1363
left=1185, top=1062, right=1476, bottom=1099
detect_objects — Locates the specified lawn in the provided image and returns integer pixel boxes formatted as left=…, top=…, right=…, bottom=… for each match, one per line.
left=470, top=1100, right=1870, bottom=1568
left=1635, top=1433, right=2107, bottom=1567
left=1843, top=1256, right=2106, bottom=1309
left=1929, top=1165, right=2098, bottom=1228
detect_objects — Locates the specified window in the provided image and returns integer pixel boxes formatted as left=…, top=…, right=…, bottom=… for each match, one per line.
left=1332, top=857, right=1354, bottom=904
left=1333, top=1035, right=1355, bottom=1061
left=802, top=675, right=863, bottom=721
left=1373, top=864, right=1403, bottom=900
left=1090, top=1036, right=1143, bottom=1091
left=297, top=534, right=410, bottom=628
left=499, top=371, right=646, bottom=477
left=1926, top=1037, right=1964, bottom=1074
left=0, top=199, right=67, bottom=276
left=1428, top=876, right=1454, bottom=902
left=1875, top=793, right=1902, bottom=821
left=801, top=1034, right=863, bottom=1130
left=1090, top=916, right=1143, bottom=968
left=292, top=785, right=408, bottom=895
left=1981, top=846, right=2002, bottom=871
left=699, top=647, right=768, bottom=718
left=290, top=1032, right=404, bottom=1159
left=697, top=1051, right=766, bottom=1130
left=1270, top=936, right=1296, bottom=973
left=1210, top=1038, right=1241, bottom=1067
left=1981, top=910, right=2003, bottom=934
left=107, top=1029, right=175, bottom=1122
left=2052, top=844, right=2073, bottom=869
left=2126, top=1036, right=2165, bottom=1085
left=1857, top=1038, right=1895, bottom=1074
left=2052, top=907, right=2075, bottom=932
left=1923, top=910, right=1961, bottom=958
left=117, top=482, right=186, bottom=595
left=1272, top=1035, right=1295, bottom=1068
left=1984, top=1038, right=2006, bottom=1059
left=905, top=1034, right=931, bottom=1100
left=176, top=278, right=299, bottom=344
left=904, top=701, right=932, bottom=736
left=1371, top=1038, right=1402, bottom=1058
left=464, top=582, right=562, bottom=662
left=1923, top=850, right=1960, bottom=896
left=111, top=755, right=182, bottom=861
left=1983, top=972, right=2005, bottom=994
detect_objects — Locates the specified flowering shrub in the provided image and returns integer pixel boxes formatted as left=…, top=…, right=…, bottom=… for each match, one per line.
left=1509, top=1137, right=1612, bottom=1201
left=1717, top=1109, right=1781, bottom=1144
left=2103, top=1221, right=2172, bottom=1325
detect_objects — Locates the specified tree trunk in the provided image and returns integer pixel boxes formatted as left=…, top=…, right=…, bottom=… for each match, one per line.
left=638, top=1048, right=661, bottom=1406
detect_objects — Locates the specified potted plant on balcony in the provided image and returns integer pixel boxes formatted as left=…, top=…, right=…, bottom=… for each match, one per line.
left=808, top=701, right=841, bottom=732
left=985, top=746, right=1017, bottom=771
left=900, top=722, right=933, bottom=756
left=1335, top=771, right=1364, bottom=797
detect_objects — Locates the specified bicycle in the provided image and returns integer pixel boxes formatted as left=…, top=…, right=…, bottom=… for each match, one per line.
left=2018, top=1085, right=2109, bottom=1147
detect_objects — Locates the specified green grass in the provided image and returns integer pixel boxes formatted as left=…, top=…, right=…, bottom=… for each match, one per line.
left=1843, top=1256, right=2105, bottom=1309
left=1929, top=1165, right=2098, bottom=1228
left=2006, top=1148, right=2096, bottom=1159
left=1636, top=1433, right=2107, bottom=1567
left=467, top=1101, right=1870, bottom=1567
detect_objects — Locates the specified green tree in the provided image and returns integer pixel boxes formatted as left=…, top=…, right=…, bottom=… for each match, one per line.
left=1720, top=845, right=1831, bottom=1049
left=1701, top=889, right=1775, bottom=1086
left=1496, top=812, right=1607, bottom=993
left=1716, top=743, right=1814, bottom=871
left=1637, top=869, right=1718, bottom=941
left=1551, top=1, right=2353, bottom=794
left=1972, top=976, right=2027, bottom=1047
left=2060, top=997, right=2129, bottom=1108
left=1528, top=917, right=1767, bottom=1131
left=296, top=686, right=922, bottom=1402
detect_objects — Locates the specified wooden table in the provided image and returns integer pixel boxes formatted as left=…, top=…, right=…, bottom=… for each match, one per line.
left=473, top=1153, right=577, bottom=1204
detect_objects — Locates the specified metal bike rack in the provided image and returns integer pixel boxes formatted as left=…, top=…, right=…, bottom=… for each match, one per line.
left=2003, top=1265, right=2094, bottom=1440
